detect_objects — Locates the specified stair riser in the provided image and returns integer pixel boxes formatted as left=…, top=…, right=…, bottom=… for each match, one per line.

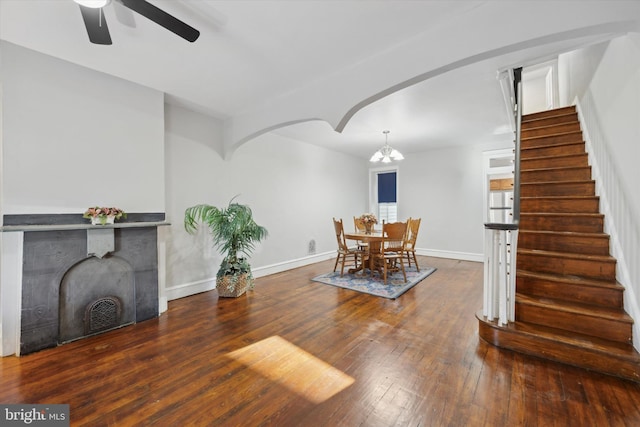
left=521, top=113, right=579, bottom=130
left=520, top=198, right=600, bottom=213
left=516, top=276, right=622, bottom=308
left=521, top=122, right=581, bottom=138
left=516, top=253, right=616, bottom=281
left=519, top=215, right=604, bottom=233
left=518, top=233, right=610, bottom=255
left=521, top=182, right=595, bottom=197
left=515, top=303, right=631, bottom=343
left=521, top=154, right=588, bottom=169
left=520, top=167, right=591, bottom=183
left=521, top=132, right=583, bottom=149
left=523, top=107, right=577, bottom=122
left=521, top=143, right=585, bottom=159
left=477, top=319, right=640, bottom=382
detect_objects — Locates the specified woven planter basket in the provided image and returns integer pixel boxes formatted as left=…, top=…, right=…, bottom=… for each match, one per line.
left=216, top=273, right=251, bottom=298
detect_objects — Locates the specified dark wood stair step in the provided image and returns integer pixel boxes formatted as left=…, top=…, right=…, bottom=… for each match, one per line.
left=519, top=212, right=604, bottom=233
left=520, top=180, right=595, bottom=197
left=520, top=196, right=600, bottom=214
left=521, top=153, right=589, bottom=169
left=521, top=111, right=578, bottom=130
left=517, top=270, right=623, bottom=308
left=477, top=312, right=640, bottom=383
left=516, top=248, right=616, bottom=281
left=522, top=106, right=577, bottom=122
left=518, top=230, right=610, bottom=255
left=521, top=141, right=585, bottom=159
left=521, top=122, right=581, bottom=139
left=520, top=166, right=592, bottom=183
left=521, top=131, right=584, bottom=149
left=515, top=293, right=632, bottom=344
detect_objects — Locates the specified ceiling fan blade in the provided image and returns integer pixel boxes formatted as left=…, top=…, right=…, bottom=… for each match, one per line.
left=120, top=0, right=200, bottom=42
left=79, top=5, right=112, bottom=45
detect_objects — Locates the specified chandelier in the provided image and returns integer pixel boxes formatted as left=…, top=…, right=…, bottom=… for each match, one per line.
left=369, top=130, right=404, bottom=163
left=74, top=0, right=110, bottom=7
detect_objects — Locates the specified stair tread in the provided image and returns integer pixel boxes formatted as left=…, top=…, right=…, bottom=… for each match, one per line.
left=518, top=230, right=609, bottom=238
left=522, top=106, right=576, bottom=121
left=521, top=179, right=595, bottom=185
left=502, top=319, right=639, bottom=359
left=517, top=269, right=622, bottom=290
left=521, top=141, right=584, bottom=150
left=520, top=165, right=590, bottom=172
left=522, top=122, right=579, bottom=130
left=516, top=293, right=632, bottom=323
left=520, top=130, right=582, bottom=141
left=520, top=212, right=603, bottom=217
left=521, top=152, right=588, bottom=162
left=520, top=195, right=599, bottom=201
left=522, top=111, right=577, bottom=123
left=518, top=248, right=616, bottom=262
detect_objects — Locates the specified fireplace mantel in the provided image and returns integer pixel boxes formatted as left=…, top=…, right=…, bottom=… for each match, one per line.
left=1, top=212, right=169, bottom=231
left=1, top=221, right=169, bottom=232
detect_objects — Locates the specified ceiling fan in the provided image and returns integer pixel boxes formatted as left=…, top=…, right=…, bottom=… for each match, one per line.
left=75, top=0, right=200, bottom=45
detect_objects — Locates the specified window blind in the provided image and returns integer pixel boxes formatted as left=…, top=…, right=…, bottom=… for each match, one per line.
left=378, top=172, right=396, bottom=203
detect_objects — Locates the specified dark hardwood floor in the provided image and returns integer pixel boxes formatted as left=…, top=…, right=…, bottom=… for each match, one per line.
left=2, top=256, right=640, bottom=426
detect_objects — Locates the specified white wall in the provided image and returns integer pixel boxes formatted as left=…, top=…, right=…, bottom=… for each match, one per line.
left=164, top=104, right=368, bottom=299
left=558, top=41, right=609, bottom=108
left=0, top=41, right=165, bottom=215
left=398, top=140, right=511, bottom=261
left=0, top=42, right=166, bottom=356
left=586, top=35, right=640, bottom=220
left=580, top=35, right=640, bottom=346
left=559, top=33, right=640, bottom=346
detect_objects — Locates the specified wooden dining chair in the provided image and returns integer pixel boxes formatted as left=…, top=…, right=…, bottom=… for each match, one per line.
left=370, top=220, right=407, bottom=284
left=353, top=216, right=369, bottom=250
left=333, top=218, right=365, bottom=276
left=403, top=217, right=421, bottom=271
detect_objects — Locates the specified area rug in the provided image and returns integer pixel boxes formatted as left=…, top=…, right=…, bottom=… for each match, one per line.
left=312, top=266, right=436, bottom=299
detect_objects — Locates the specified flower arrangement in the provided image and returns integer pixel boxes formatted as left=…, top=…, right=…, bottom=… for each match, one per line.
left=358, top=213, right=378, bottom=225
left=83, top=207, right=126, bottom=225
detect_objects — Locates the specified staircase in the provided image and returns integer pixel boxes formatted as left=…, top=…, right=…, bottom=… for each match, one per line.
left=478, top=106, right=640, bottom=382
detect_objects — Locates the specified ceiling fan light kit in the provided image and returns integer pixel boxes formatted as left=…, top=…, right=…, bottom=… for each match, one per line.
left=75, top=0, right=200, bottom=45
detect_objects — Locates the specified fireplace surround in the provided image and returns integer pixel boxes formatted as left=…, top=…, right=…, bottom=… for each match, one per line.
left=1, top=213, right=166, bottom=355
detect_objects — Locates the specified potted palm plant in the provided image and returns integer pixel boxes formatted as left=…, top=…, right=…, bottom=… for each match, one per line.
left=184, top=198, right=268, bottom=297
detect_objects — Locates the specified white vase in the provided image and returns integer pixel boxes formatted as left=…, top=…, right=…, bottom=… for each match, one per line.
left=91, top=215, right=115, bottom=225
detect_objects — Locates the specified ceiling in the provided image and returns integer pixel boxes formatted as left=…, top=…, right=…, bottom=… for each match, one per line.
left=1, top=1, right=638, bottom=159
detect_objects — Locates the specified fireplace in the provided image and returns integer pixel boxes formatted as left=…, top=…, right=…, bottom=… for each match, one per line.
left=3, top=213, right=165, bottom=355
left=59, top=255, right=135, bottom=343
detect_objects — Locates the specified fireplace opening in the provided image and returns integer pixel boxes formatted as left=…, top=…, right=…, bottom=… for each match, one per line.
left=59, top=256, right=135, bottom=344
left=85, top=296, right=122, bottom=335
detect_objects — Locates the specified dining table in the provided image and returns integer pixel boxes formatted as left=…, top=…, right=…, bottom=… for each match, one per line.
left=344, top=230, right=384, bottom=275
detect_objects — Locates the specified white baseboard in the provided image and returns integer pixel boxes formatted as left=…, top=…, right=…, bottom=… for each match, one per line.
left=166, top=278, right=216, bottom=301
left=252, top=251, right=336, bottom=278
left=165, top=251, right=335, bottom=301
left=165, top=248, right=481, bottom=301
left=416, top=248, right=483, bottom=263
left=159, top=296, right=168, bottom=314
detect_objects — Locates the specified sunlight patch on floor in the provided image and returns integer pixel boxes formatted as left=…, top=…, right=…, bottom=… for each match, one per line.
left=227, top=335, right=354, bottom=404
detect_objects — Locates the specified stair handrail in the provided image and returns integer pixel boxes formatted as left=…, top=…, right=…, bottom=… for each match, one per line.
left=483, top=67, right=522, bottom=325
left=512, top=67, right=522, bottom=225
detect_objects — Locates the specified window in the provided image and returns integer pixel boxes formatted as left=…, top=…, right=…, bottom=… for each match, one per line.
left=370, top=169, right=398, bottom=224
